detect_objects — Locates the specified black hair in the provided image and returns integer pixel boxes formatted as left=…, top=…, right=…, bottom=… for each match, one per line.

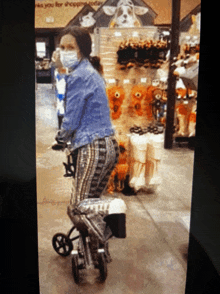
left=89, top=56, right=103, bottom=75
left=59, top=26, right=103, bottom=74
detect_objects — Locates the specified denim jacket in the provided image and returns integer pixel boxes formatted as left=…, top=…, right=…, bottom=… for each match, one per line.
left=56, top=58, right=115, bottom=151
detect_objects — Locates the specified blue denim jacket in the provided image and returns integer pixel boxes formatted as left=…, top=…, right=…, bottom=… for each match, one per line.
left=56, top=58, right=115, bottom=150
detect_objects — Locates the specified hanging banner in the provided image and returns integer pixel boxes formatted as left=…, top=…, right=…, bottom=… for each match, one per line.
left=35, top=0, right=104, bottom=28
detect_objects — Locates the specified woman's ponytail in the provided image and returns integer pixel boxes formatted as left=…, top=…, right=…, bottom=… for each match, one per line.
left=89, top=56, right=103, bottom=75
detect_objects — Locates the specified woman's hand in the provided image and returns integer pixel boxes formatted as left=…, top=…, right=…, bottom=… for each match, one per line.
left=57, top=67, right=68, bottom=74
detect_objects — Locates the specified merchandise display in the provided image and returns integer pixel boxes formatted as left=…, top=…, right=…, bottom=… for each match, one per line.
left=129, top=130, right=164, bottom=191
left=174, top=90, right=197, bottom=138
left=117, top=38, right=169, bottom=69
left=35, top=58, right=50, bottom=70
left=97, top=27, right=198, bottom=193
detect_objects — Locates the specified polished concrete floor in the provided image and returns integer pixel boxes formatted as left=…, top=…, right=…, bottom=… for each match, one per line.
left=36, top=84, right=194, bottom=293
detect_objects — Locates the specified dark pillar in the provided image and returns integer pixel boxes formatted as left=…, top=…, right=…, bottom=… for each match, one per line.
left=164, top=0, right=181, bottom=149
left=49, top=34, right=55, bottom=59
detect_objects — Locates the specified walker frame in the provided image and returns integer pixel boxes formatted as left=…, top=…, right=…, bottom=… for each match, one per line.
left=52, top=222, right=109, bottom=283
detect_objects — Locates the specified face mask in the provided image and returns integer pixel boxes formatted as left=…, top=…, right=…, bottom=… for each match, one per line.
left=60, top=50, right=79, bottom=68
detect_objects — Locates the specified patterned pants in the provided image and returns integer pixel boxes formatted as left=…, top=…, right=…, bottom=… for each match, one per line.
left=70, top=136, right=119, bottom=205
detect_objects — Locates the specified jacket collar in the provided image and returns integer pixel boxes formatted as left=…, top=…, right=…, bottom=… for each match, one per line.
left=68, top=58, right=88, bottom=73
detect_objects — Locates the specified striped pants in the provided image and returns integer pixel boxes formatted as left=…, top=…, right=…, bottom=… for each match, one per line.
left=70, top=135, right=119, bottom=205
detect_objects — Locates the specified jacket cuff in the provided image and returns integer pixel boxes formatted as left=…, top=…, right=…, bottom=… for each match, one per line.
left=55, top=128, right=72, bottom=144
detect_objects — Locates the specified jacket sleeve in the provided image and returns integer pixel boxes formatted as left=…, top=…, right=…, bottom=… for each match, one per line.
left=55, top=74, right=91, bottom=143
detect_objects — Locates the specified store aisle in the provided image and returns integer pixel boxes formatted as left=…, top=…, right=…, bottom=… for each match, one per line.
left=36, top=84, right=194, bottom=293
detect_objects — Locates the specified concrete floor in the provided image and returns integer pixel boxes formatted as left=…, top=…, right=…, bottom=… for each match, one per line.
left=36, top=84, right=194, bottom=293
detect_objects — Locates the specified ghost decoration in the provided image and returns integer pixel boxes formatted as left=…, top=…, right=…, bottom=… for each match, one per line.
left=79, top=12, right=96, bottom=28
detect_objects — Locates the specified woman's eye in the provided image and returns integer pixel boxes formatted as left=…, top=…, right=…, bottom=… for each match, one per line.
left=67, top=45, right=75, bottom=50
left=59, top=45, right=74, bottom=50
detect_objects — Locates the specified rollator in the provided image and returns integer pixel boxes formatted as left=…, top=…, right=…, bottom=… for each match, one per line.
left=52, top=145, right=127, bottom=283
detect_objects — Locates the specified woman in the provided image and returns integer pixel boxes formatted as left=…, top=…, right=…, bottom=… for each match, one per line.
left=53, top=26, right=119, bottom=205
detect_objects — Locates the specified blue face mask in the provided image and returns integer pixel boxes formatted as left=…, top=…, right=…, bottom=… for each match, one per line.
left=60, top=50, right=79, bottom=68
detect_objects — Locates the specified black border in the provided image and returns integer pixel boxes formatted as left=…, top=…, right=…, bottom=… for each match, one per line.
left=1, top=0, right=220, bottom=293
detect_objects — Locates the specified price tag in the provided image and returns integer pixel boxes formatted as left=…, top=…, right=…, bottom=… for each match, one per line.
left=141, top=78, right=147, bottom=83
left=114, top=32, right=122, bottom=37
left=123, top=79, right=130, bottom=84
left=108, top=79, right=116, bottom=84
left=183, top=100, right=189, bottom=104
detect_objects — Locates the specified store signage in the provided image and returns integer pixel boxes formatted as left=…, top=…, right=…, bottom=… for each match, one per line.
left=141, top=78, right=147, bottom=83
left=35, top=1, right=103, bottom=9
left=103, top=0, right=148, bottom=28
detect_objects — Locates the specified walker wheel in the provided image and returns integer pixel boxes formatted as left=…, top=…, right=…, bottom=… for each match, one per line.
left=98, top=252, right=107, bottom=282
left=72, top=254, right=80, bottom=284
left=52, top=233, right=73, bottom=257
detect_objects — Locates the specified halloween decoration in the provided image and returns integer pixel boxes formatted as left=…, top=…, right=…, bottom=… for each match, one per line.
left=108, top=141, right=129, bottom=193
left=176, top=88, right=187, bottom=100
left=106, top=86, right=125, bottom=120
left=103, top=0, right=148, bottom=28
left=183, top=42, right=200, bottom=56
left=147, top=133, right=163, bottom=186
left=144, top=85, right=156, bottom=121
left=79, top=12, right=96, bottom=28
left=176, top=103, right=189, bottom=136
left=188, top=101, right=197, bottom=137
left=116, top=38, right=169, bottom=69
left=130, top=85, right=147, bottom=116
left=129, top=134, right=148, bottom=191
left=188, top=111, right=196, bottom=137
left=151, top=89, right=166, bottom=123
left=129, top=131, right=163, bottom=191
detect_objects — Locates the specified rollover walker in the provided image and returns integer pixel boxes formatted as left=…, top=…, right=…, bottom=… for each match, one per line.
left=52, top=196, right=126, bottom=283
